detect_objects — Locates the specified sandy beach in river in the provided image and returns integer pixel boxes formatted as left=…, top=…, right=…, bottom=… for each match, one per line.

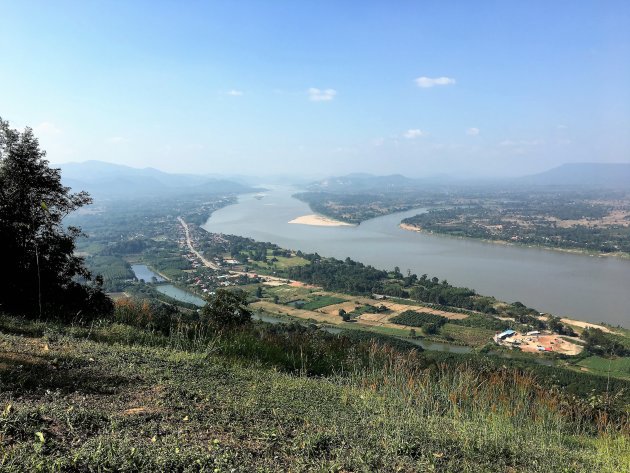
left=288, top=214, right=354, bottom=227
left=560, top=318, right=615, bottom=333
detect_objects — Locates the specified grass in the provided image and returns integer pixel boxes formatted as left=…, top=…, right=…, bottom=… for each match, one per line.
left=245, top=251, right=310, bottom=271
left=350, top=323, right=416, bottom=338
left=264, top=285, right=314, bottom=304
left=269, top=255, right=310, bottom=269
left=438, top=323, right=497, bottom=348
left=578, top=356, right=630, bottom=380
left=0, top=313, right=628, bottom=472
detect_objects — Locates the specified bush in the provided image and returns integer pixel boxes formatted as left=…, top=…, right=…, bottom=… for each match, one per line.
left=201, top=289, right=251, bottom=327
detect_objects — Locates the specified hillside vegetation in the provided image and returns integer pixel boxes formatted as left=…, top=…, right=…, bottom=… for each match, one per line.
left=0, top=309, right=628, bottom=472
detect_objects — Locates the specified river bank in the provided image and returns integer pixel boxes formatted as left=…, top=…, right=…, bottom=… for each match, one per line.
left=202, top=188, right=630, bottom=326
left=399, top=223, right=630, bottom=260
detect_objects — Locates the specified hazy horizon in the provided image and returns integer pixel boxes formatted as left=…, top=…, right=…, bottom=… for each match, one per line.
left=55, top=158, right=630, bottom=183
left=2, top=1, right=629, bottom=178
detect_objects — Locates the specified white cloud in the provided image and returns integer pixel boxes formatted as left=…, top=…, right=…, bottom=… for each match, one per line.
left=403, top=129, right=426, bottom=139
left=308, top=88, right=336, bottom=101
left=34, top=122, right=61, bottom=135
left=227, top=89, right=244, bottom=96
left=414, top=76, right=456, bottom=88
left=466, top=127, right=480, bottom=136
left=107, top=136, right=128, bottom=144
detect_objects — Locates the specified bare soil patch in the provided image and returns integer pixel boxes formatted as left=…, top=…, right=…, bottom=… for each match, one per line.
left=252, top=301, right=342, bottom=325
left=500, top=333, right=583, bottom=355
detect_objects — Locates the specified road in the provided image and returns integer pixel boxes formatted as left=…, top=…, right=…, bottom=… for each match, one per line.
left=177, top=217, right=220, bottom=270
left=178, top=216, right=306, bottom=286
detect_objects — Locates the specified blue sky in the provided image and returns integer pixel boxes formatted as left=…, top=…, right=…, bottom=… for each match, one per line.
left=1, top=1, right=629, bottom=177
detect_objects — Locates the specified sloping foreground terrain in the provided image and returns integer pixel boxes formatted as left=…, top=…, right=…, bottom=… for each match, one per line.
left=0, top=316, right=628, bottom=472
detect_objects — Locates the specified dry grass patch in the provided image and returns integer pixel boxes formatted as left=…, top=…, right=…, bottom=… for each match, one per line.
left=252, top=301, right=342, bottom=325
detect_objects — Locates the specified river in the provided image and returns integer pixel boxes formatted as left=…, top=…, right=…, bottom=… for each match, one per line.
left=203, top=187, right=630, bottom=326
left=130, top=264, right=206, bottom=307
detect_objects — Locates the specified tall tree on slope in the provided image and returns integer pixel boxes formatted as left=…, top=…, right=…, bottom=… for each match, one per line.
left=0, top=118, right=112, bottom=319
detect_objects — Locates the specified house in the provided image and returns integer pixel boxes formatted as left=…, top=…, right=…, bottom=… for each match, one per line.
left=497, top=329, right=516, bottom=340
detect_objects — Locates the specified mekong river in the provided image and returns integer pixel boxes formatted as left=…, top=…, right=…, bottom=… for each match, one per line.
left=203, top=188, right=630, bottom=326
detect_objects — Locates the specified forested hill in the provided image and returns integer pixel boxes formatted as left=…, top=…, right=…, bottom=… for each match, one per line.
left=59, top=160, right=258, bottom=198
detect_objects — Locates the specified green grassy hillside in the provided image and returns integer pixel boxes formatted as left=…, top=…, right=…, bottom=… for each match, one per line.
left=0, top=314, right=628, bottom=472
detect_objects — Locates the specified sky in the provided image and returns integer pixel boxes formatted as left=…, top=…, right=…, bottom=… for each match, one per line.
left=1, top=1, right=629, bottom=178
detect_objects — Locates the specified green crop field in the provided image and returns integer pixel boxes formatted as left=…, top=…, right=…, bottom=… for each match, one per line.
left=301, top=295, right=347, bottom=310
left=86, top=255, right=134, bottom=284
left=578, top=356, right=630, bottom=380
left=439, top=323, right=496, bottom=347
left=390, top=310, right=447, bottom=328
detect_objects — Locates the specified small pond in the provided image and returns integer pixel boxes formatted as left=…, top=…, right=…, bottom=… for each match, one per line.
left=130, top=264, right=165, bottom=283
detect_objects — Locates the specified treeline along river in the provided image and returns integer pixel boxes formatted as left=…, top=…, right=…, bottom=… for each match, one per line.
left=203, top=188, right=630, bottom=326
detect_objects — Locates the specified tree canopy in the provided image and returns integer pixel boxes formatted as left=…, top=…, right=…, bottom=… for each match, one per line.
left=0, top=118, right=112, bottom=318
left=201, top=289, right=251, bottom=327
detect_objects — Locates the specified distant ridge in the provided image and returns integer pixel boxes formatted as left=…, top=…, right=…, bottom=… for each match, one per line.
left=520, top=163, right=630, bottom=188
left=311, top=164, right=630, bottom=192
left=308, top=173, right=425, bottom=192
left=58, top=160, right=257, bottom=198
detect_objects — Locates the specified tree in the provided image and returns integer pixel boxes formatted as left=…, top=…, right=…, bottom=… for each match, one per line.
left=0, top=119, right=113, bottom=318
left=256, top=286, right=263, bottom=298
left=201, top=289, right=251, bottom=326
left=423, top=323, right=439, bottom=335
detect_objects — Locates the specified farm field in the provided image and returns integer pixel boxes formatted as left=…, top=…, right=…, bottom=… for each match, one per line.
left=301, top=295, right=347, bottom=310
left=317, top=292, right=469, bottom=320
left=439, top=324, right=496, bottom=348
left=247, top=253, right=310, bottom=270
left=578, top=356, right=630, bottom=380
left=252, top=300, right=342, bottom=325
left=249, top=285, right=550, bottom=347
left=256, top=286, right=473, bottom=331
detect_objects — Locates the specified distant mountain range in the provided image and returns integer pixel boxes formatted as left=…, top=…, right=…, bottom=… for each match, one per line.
left=58, top=161, right=629, bottom=198
left=308, top=163, right=630, bottom=192
left=58, top=160, right=257, bottom=198
left=518, top=163, right=630, bottom=188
